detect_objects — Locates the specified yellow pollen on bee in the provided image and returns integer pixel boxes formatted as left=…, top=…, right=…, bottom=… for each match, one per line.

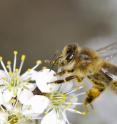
left=21, top=55, right=26, bottom=61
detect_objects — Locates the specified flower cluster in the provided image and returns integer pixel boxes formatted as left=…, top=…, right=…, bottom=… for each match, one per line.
left=0, top=51, right=86, bottom=124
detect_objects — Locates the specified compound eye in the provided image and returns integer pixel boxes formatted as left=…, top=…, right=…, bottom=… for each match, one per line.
left=66, top=53, right=74, bottom=62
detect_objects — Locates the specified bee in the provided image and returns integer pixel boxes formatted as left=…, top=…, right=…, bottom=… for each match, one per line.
left=48, top=42, right=117, bottom=108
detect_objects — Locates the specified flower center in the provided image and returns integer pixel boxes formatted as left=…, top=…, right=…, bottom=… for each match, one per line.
left=8, top=114, right=18, bottom=124
left=49, top=92, right=67, bottom=106
left=8, top=71, right=20, bottom=89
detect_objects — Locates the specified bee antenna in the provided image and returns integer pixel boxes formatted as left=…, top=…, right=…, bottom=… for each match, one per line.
left=45, top=51, right=59, bottom=71
left=50, top=55, right=62, bottom=71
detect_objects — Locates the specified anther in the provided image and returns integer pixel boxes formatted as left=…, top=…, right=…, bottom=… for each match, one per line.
left=7, top=61, right=11, bottom=65
left=36, top=60, right=42, bottom=65
left=13, top=50, right=18, bottom=55
left=0, top=56, right=3, bottom=61
left=21, top=55, right=26, bottom=61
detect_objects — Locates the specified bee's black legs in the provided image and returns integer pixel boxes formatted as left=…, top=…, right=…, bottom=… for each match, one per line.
left=55, top=69, right=75, bottom=76
left=49, top=79, right=65, bottom=84
left=48, top=75, right=82, bottom=84
left=65, top=75, right=82, bottom=82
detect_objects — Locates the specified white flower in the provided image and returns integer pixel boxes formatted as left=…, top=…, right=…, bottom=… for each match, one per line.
left=32, top=69, right=59, bottom=93
left=28, top=69, right=86, bottom=124
left=42, top=86, right=86, bottom=124
left=0, top=112, right=8, bottom=124
left=0, top=103, right=32, bottom=124
left=22, top=95, right=50, bottom=119
left=33, top=68, right=74, bottom=93
left=0, top=51, right=41, bottom=104
left=41, top=110, right=66, bottom=124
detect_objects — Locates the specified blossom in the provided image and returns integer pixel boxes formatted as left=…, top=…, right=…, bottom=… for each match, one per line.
left=26, top=69, right=86, bottom=124
left=0, top=104, right=32, bottom=124
left=0, top=51, right=41, bottom=105
left=22, top=95, right=49, bottom=118
left=0, top=50, right=86, bottom=124
left=42, top=86, right=86, bottom=124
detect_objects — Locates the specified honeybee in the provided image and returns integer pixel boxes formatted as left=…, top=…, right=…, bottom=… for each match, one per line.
left=48, top=42, right=117, bottom=108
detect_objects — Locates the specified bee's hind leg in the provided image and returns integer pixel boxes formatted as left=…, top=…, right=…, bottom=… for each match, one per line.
left=110, top=81, right=117, bottom=94
left=84, top=85, right=105, bottom=108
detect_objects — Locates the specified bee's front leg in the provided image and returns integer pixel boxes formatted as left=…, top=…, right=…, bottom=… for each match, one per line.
left=48, top=75, right=82, bottom=84
left=55, top=69, right=75, bottom=76
left=65, top=75, right=83, bottom=82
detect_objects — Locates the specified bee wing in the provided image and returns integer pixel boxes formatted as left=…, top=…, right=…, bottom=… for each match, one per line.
left=101, top=68, right=117, bottom=80
left=96, top=42, right=117, bottom=80
left=96, top=42, right=117, bottom=61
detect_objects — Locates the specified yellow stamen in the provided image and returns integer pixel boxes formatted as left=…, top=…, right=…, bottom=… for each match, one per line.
left=7, top=61, right=11, bottom=65
left=7, top=61, right=12, bottom=73
left=36, top=60, right=42, bottom=65
left=13, top=50, right=18, bottom=55
left=16, top=68, right=19, bottom=72
left=18, top=55, right=26, bottom=74
left=13, top=51, right=18, bottom=72
left=30, top=60, right=42, bottom=71
left=8, top=114, right=18, bottom=124
left=21, top=55, right=26, bottom=61
left=0, top=56, right=9, bottom=76
left=0, top=56, right=3, bottom=61
left=49, top=92, right=67, bottom=106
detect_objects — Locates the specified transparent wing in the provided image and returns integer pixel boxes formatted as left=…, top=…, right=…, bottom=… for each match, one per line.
left=101, top=68, right=117, bottom=80
left=96, top=42, right=117, bottom=61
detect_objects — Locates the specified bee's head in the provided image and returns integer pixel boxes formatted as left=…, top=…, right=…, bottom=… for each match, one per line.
left=57, top=43, right=80, bottom=66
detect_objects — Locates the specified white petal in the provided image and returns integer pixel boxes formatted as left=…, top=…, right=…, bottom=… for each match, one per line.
left=0, top=70, right=7, bottom=77
left=41, top=110, right=66, bottom=124
left=18, top=89, right=34, bottom=105
left=21, top=70, right=37, bottom=91
left=4, top=103, right=13, bottom=111
left=0, top=112, right=8, bottom=123
left=2, top=90, right=13, bottom=103
left=0, top=70, right=7, bottom=84
left=35, top=69, right=59, bottom=93
left=27, top=95, right=49, bottom=114
left=59, top=83, right=73, bottom=93
left=71, top=95, right=78, bottom=103
left=21, top=70, right=38, bottom=81
left=25, top=83, right=36, bottom=91
left=22, top=106, right=41, bottom=120
left=69, top=94, right=78, bottom=109
left=0, top=91, right=4, bottom=105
